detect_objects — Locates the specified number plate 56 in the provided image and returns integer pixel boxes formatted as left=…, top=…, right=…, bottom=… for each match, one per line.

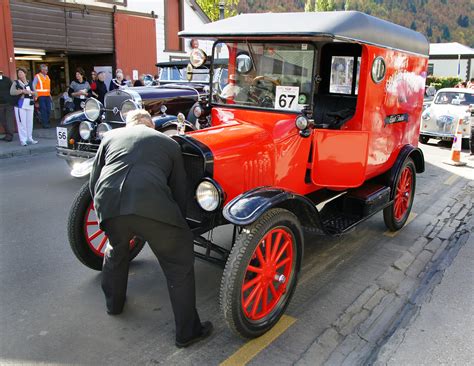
left=56, top=127, right=68, bottom=147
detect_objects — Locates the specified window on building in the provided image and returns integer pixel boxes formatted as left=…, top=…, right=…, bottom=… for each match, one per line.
left=427, top=63, right=434, bottom=76
left=99, top=0, right=128, bottom=5
left=165, top=0, right=183, bottom=52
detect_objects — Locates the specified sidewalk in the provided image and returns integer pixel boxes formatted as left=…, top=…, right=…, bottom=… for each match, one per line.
left=376, top=233, right=474, bottom=365
left=0, top=120, right=57, bottom=159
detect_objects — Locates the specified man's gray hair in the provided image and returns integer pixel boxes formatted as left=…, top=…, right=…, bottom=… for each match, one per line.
left=40, top=64, right=48, bottom=69
left=125, top=109, right=154, bottom=128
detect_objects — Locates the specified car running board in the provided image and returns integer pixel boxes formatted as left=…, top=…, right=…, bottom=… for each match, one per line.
left=317, top=184, right=391, bottom=235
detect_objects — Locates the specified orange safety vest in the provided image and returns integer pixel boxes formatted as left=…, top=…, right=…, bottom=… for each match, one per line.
left=35, top=73, right=51, bottom=97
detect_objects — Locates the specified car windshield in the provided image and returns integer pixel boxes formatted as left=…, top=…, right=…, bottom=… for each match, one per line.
left=211, top=41, right=315, bottom=111
left=160, top=66, right=210, bottom=82
left=434, top=91, right=474, bottom=106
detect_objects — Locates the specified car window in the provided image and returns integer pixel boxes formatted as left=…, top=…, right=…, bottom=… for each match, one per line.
left=434, top=92, right=474, bottom=105
left=212, top=42, right=316, bottom=112
left=329, top=56, right=361, bottom=95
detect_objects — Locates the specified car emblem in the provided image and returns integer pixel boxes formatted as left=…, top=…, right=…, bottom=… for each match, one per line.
left=113, top=107, right=119, bottom=115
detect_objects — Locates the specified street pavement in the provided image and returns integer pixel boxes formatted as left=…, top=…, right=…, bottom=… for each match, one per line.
left=0, top=139, right=473, bottom=365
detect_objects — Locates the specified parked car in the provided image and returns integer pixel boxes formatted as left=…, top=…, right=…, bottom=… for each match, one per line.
left=67, top=11, right=428, bottom=338
left=419, top=88, right=474, bottom=144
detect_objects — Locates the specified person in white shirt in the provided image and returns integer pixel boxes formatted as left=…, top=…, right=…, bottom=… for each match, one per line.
left=10, top=67, right=37, bottom=146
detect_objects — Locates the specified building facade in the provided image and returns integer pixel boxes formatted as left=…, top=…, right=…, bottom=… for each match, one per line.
left=428, top=42, right=474, bottom=80
left=0, top=0, right=210, bottom=101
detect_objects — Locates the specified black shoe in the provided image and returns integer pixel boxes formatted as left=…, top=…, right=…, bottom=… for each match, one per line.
left=106, top=308, right=123, bottom=316
left=175, top=321, right=213, bottom=348
left=106, top=297, right=126, bottom=315
left=1, top=136, right=12, bottom=142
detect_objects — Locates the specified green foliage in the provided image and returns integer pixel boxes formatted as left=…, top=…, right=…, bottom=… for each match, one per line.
left=426, top=76, right=462, bottom=89
left=196, top=0, right=239, bottom=21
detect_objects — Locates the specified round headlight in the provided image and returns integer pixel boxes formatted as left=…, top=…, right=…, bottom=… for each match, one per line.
left=196, top=180, right=221, bottom=212
left=79, top=121, right=94, bottom=140
left=120, top=99, right=140, bottom=121
left=96, top=123, right=112, bottom=140
left=295, top=115, right=309, bottom=130
left=193, top=105, right=203, bottom=118
left=84, top=98, right=103, bottom=121
left=190, top=48, right=207, bottom=68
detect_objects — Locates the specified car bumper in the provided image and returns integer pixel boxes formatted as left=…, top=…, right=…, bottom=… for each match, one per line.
left=419, top=130, right=470, bottom=139
left=56, top=146, right=96, bottom=162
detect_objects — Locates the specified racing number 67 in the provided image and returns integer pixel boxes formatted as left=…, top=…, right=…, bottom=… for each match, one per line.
left=279, top=94, right=296, bottom=109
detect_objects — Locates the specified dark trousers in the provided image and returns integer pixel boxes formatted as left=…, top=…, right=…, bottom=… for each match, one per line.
left=101, top=215, right=202, bottom=341
left=0, top=103, right=15, bottom=140
left=470, top=124, right=474, bottom=155
left=38, top=96, right=51, bottom=127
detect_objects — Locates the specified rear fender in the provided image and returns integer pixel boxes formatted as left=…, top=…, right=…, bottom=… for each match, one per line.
left=388, top=145, right=425, bottom=199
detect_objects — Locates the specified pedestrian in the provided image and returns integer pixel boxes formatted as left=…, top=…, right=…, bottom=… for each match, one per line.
left=468, top=78, right=474, bottom=89
left=89, top=109, right=212, bottom=348
left=32, top=64, right=52, bottom=129
left=0, top=69, right=15, bottom=142
left=109, top=69, right=127, bottom=90
left=10, top=67, right=37, bottom=146
left=90, top=70, right=98, bottom=99
left=133, top=74, right=145, bottom=87
left=68, top=67, right=91, bottom=111
left=95, top=71, right=108, bottom=104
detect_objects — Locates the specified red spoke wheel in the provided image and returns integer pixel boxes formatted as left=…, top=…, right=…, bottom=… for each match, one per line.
left=67, top=182, right=145, bottom=271
left=384, top=157, right=416, bottom=231
left=220, top=208, right=302, bottom=338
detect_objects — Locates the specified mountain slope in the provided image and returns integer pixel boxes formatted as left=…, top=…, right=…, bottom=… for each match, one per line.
left=236, top=0, right=474, bottom=47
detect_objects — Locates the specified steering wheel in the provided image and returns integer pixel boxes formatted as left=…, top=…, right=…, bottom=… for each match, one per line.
left=251, top=76, right=280, bottom=87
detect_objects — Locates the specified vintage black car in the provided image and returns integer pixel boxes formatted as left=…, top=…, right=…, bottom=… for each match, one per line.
left=55, top=59, right=228, bottom=176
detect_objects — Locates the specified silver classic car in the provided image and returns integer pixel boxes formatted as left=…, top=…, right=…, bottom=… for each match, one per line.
left=419, top=88, right=474, bottom=144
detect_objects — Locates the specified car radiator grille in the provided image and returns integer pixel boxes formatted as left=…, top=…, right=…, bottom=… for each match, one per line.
left=104, top=91, right=132, bottom=122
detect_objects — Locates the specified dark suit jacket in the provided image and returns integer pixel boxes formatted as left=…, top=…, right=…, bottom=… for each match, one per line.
left=89, top=125, right=188, bottom=229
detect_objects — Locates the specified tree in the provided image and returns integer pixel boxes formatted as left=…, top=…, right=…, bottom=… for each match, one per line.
left=344, top=0, right=350, bottom=11
left=305, top=0, right=314, bottom=12
left=426, top=25, right=432, bottom=37
left=442, top=25, right=451, bottom=41
left=410, top=21, right=417, bottom=31
left=196, top=0, right=239, bottom=21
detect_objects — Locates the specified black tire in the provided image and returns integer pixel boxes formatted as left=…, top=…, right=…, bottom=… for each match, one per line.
left=383, top=158, right=416, bottom=231
left=419, top=135, right=430, bottom=144
left=220, top=208, right=302, bottom=338
left=67, top=181, right=145, bottom=270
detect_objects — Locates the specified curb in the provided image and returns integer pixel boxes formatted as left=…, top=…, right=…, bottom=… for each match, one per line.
left=0, top=145, right=56, bottom=159
left=295, top=179, right=474, bottom=366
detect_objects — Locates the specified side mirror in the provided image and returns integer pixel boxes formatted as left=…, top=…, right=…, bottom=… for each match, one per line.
left=236, top=54, right=252, bottom=74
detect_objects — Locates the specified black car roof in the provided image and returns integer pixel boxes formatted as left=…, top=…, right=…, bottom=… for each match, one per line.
left=179, top=11, right=429, bottom=56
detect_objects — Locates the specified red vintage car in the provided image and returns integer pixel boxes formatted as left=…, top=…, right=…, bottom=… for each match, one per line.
left=68, top=11, right=429, bottom=338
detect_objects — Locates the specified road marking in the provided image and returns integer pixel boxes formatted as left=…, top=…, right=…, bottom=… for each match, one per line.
left=443, top=174, right=460, bottom=186
left=383, top=212, right=417, bottom=238
left=220, top=315, right=297, bottom=366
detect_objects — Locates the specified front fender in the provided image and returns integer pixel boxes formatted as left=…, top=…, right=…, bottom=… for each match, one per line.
left=153, top=114, right=196, bottom=131
left=223, top=187, right=325, bottom=231
left=60, top=110, right=87, bottom=126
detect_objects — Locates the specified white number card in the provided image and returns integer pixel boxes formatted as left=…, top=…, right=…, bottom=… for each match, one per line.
left=275, top=86, right=300, bottom=111
left=56, top=127, right=68, bottom=147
